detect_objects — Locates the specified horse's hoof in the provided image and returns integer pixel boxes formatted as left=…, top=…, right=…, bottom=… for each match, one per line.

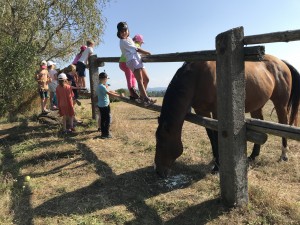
left=278, top=156, right=288, bottom=162
left=248, top=156, right=255, bottom=162
left=211, top=165, right=219, bottom=174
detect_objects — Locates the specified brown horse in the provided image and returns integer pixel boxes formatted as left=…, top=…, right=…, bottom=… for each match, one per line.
left=155, top=54, right=300, bottom=177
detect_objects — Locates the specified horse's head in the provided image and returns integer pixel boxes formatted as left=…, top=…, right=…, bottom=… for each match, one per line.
left=154, top=62, right=198, bottom=177
left=154, top=118, right=183, bottom=178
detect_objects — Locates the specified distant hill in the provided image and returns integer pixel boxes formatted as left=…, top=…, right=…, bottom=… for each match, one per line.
left=147, top=87, right=167, bottom=92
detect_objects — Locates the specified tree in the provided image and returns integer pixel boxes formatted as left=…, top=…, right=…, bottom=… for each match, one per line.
left=0, top=0, right=109, bottom=118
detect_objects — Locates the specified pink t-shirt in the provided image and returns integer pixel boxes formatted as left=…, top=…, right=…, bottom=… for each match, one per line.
left=78, top=47, right=93, bottom=64
left=72, top=53, right=82, bottom=65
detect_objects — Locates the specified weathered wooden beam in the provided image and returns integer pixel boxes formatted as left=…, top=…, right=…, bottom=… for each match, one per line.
left=244, top=29, right=300, bottom=45
left=246, top=118, right=300, bottom=141
left=118, top=96, right=267, bottom=144
left=88, top=55, right=99, bottom=120
left=96, top=46, right=265, bottom=67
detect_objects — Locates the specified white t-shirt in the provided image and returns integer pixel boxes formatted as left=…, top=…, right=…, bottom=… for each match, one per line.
left=78, top=47, right=93, bottom=64
left=120, top=38, right=141, bottom=62
left=48, top=69, right=57, bottom=82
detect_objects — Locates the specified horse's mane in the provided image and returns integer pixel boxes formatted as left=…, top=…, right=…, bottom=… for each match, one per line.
left=159, top=62, right=194, bottom=125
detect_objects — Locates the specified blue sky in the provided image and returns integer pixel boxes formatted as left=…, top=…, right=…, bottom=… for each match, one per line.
left=88, top=0, right=300, bottom=89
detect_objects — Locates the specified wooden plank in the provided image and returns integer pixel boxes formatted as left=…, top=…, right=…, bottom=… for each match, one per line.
left=246, top=118, right=300, bottom=141
left=216, top=27, right=248, bottom=207
left=118, top=96, right=267, bottom=144
left=96, top=46, right=265, bottom=66
left=88, top=55, right=99, bottom=120
left=244, top=29, right=300, bottom=45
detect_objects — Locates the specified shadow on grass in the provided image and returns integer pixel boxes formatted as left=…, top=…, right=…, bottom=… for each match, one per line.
left=1, top=121, right=226, bottom=225
left=33, top=143, right=225, bottom=224
left=0, top=120, right=95, bottom=225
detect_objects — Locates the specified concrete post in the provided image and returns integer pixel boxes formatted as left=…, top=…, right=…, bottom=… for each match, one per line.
left=216, top=27, right=248, bottom=207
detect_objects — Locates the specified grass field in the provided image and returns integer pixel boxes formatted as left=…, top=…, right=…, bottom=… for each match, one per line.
left=0, top=98, right=299, bottom=225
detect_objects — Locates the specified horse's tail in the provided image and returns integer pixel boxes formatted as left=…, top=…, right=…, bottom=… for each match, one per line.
left=283, top=60, right=300, bottom=126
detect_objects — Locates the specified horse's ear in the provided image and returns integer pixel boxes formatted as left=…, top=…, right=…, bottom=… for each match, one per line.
left=184, top=62, right=193, bottom=72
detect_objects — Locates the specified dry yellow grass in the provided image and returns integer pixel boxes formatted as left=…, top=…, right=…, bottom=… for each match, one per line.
left=0, top=98, right=299, bottom=224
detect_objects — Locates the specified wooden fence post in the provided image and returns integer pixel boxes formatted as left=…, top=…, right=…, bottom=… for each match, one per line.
left=88, top=55, right=99, bottom=120
left=216, top=27, right=248, bottom=207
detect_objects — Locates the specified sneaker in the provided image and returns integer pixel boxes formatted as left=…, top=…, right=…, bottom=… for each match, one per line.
left=51, top=105, right=57, bottom=110
left=101, top=134, right=112, bottom=139
left=149, top=98, right=157, bottom=103
left=143, top=98, right=157, bottom=107
left=135, top=98, right=143, bottom=104
left=130, top=96, right=138, bottom=101
left=75, top=99, right=82, bottom=106
left=42, top=109, right=50, bottom=114
left=63, top=129, right=71, bottom=134
left=74, top=119, right=83, bottom=125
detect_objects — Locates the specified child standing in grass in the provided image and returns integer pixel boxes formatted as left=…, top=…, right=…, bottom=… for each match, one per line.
left=47, top=60, right=58, bottom=110
left=36, top=61, right=51, bottom=114
left=96, top=72, right=121, bottom=139
left=117, top=22, right=156, bottom=107
left=56, top=73, right=75, bottom=134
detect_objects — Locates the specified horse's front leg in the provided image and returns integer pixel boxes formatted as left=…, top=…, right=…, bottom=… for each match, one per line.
left=249, top=144, right=261, bottom=161
left=249, top=109, right=264, bottom=161
left=205, top=128, right=219, bottom=172
left=275, top=106, right=289, bottom=161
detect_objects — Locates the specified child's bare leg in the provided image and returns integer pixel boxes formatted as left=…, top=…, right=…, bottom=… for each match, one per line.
left=69, top=116, right=74, bottom=129
left=141, top=68, right=149, bottom=90
left=134, top=69, right=148, bottom=99
left=50, top=92, right=55, bottom=108
left=42, top=97, right=48, bottom=111
left=82, top=77, right=86, bottom=88
left=40, top=99, right=44, bottom=112
left=62, top=116, right=67, bottom=131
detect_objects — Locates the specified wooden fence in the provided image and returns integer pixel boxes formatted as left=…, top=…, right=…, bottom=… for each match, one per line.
left=88, top=27, right=300, bottom=207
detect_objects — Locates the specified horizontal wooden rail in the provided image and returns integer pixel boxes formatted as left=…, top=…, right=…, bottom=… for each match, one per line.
left=244, top=29, right=300, bottom=45
left=118, top=96, right=267, bottom=145
left=96, top=46, right=265, bottom=67
left=246, top=118, right=300, bottom=141
left=118, top=96, right=300, bottom=142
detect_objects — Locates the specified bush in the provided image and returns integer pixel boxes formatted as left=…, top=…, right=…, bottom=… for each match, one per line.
left=0, top=38, right=38, bottom=118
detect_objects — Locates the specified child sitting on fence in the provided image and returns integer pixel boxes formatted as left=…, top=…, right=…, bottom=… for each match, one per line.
left=117, top=22, right=156, bottom=107
left=76, top=40, right=94, bottom=88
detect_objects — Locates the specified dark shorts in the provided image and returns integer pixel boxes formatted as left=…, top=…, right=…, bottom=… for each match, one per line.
left=76, top=61, right=86, bottom=77
left=39, top=90, right=49, bottom=99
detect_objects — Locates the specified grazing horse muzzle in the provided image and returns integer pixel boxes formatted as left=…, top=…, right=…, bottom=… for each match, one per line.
left=154, top=136, right=184, bottom=178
